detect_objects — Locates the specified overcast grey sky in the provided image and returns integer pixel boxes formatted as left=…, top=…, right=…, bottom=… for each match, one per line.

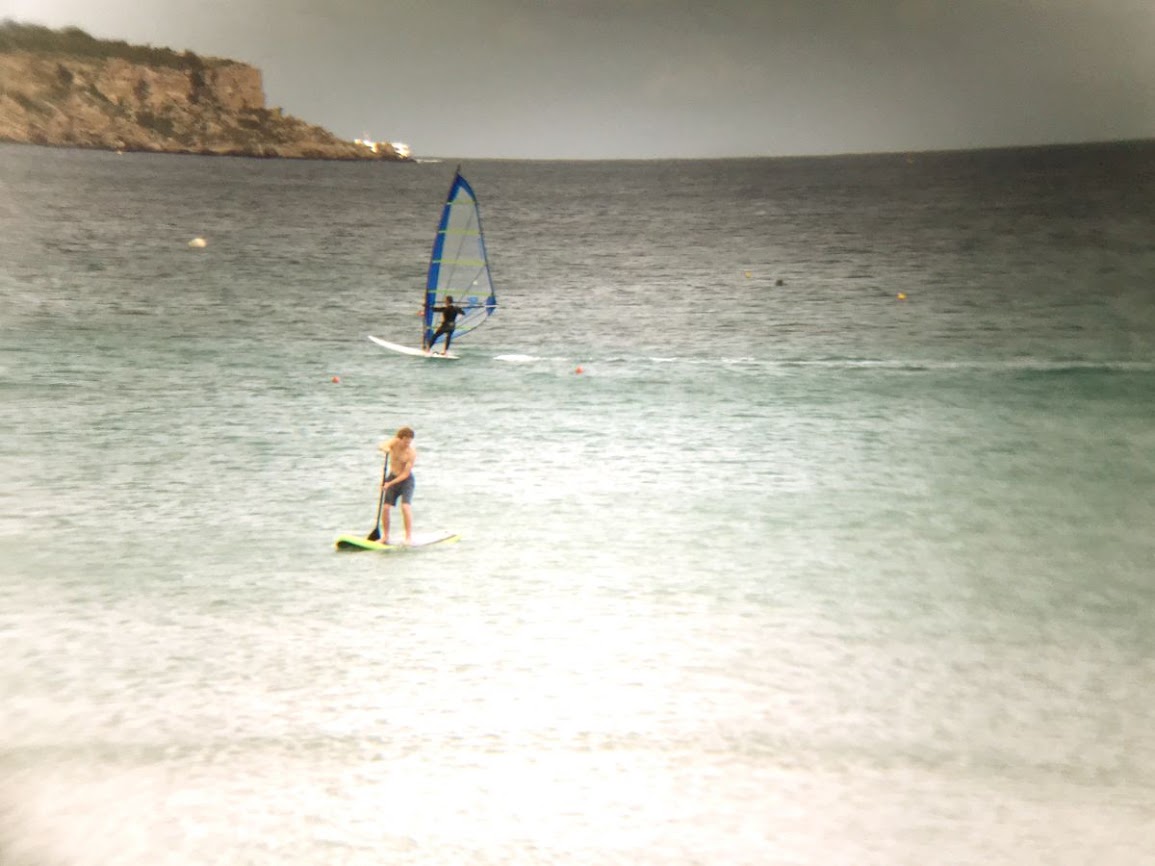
left=6, top=0, right=1154, bottom=159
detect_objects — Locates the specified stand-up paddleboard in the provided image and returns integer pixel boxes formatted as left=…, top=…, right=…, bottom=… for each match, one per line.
left=334, top=530, right=460, bottom=552
left=368, top=334, right=458, bottom=360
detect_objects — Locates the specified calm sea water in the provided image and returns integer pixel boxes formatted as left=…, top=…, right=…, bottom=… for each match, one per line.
left=2, top=140, right=1155, bottom=865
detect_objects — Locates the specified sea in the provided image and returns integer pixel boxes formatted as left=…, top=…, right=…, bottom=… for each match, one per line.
left=1, top=139, right=1154, bottom=866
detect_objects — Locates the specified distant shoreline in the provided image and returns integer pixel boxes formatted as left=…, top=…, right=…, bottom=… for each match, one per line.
left=0, top=21, right=410, bottom=161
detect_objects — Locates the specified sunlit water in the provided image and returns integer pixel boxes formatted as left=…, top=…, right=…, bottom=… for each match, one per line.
left=2, top=142, right=1154, bottom=865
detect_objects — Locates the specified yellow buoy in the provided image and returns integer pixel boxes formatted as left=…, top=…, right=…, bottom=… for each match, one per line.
left=188, top=237, right=207, bottom=248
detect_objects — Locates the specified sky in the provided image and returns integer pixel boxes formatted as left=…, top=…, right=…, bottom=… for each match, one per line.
left=5, top=0, right=1155, bottom=159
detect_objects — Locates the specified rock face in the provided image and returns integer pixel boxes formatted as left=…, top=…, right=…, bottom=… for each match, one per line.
left=0, top=24, right=407, bottom=160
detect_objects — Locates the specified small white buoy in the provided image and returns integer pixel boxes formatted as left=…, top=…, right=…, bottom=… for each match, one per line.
left=188, top=237, right=207, bottom=248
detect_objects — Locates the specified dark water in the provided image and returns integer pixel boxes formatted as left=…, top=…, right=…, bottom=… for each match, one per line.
left=2, top=141, right=1154, bottom=865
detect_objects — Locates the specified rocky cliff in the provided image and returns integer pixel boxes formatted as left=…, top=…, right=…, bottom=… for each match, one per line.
left=0, top=22, right=407, bottom=160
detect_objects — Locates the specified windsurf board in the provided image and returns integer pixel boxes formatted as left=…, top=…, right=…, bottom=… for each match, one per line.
left=368, top=335, right=458, bottom=360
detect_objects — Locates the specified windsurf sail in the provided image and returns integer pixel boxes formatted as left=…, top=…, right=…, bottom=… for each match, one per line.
left=422, top=168, right=498, bottom=350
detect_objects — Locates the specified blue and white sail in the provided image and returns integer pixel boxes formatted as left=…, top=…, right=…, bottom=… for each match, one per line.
left=422, top=169, right=498, bottom=350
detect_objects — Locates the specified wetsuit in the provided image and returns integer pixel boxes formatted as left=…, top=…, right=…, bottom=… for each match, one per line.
left=429, top=303, right=466, bottom=351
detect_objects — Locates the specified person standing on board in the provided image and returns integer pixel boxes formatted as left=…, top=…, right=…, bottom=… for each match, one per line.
left=378, top=426, right=416, bottom=544
left=426, top=295, right=466, bottom=354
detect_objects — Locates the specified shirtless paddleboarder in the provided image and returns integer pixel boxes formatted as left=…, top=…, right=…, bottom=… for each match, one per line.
left=377, top=426, right=416, bottom=544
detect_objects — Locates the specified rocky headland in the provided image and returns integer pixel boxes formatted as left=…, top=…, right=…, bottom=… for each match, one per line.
left=0, top=21, right=408, bottom=160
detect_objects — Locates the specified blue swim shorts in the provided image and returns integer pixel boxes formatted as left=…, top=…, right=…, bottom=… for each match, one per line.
left=384, top=473, right=415, bottom=505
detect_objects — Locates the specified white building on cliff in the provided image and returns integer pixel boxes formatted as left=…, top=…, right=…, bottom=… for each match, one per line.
left=354, top=135, right=411, bottom=159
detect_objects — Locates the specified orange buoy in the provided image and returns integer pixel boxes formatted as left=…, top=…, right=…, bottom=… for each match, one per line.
left=331, top=375, right=341, bottom=383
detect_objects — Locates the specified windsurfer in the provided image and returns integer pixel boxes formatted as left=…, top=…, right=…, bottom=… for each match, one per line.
left=427, top=295, right=467, bottom=354
left=378, top=426, right=416, bottom=544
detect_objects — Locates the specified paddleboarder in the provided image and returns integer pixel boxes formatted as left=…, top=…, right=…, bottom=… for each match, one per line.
left=377, top=426, right=416, bottom=544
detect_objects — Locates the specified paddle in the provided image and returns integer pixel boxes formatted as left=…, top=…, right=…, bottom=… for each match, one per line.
left=366, top=453, right=389, bottom=540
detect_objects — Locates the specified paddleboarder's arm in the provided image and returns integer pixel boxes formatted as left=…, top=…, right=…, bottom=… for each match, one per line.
left=383, top=446, right=416, bottom=488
